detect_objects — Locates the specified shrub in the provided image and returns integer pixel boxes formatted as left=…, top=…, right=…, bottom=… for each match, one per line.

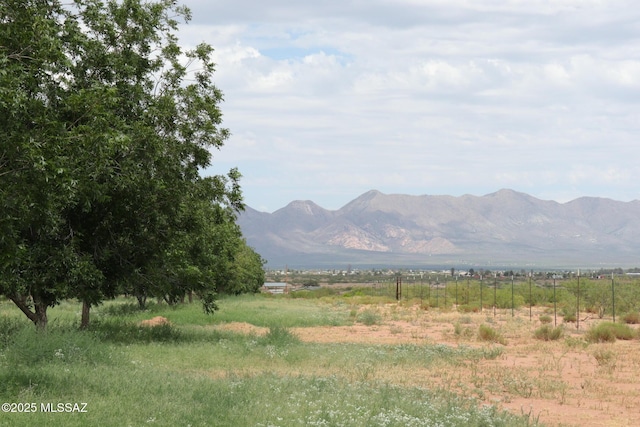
left=454, top=322, right=462, bottom=336
left=457, top=304, right=480, bottom=313
left=592, top=348, right=616, bottom=367
left=539, top=314, right=552, bottom=324
left=259, top=326, right=300, bottom=346
left=622, top=312, right=640, bottom=324
left=458, top=315, right=473, bottom=324
left=478, top=324, right=506, bottom=345
left=586, top=322, right=635, bottom=343
left=357, top=309, right=382, bottom=326
left=102, top=302, right=146, bottom=316
left=454, top=322, right=474, bottom=339
left=561, top=306, right=576, bottom=323
left=534, top=325, right=563, bottom=341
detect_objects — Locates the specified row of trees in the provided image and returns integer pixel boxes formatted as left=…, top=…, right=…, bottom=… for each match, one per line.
left=1, top=0, right=264, bottom=329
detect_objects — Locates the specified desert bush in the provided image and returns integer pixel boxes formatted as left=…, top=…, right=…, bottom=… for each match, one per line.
left=534, top=325, right=563, bottom=341
left=494, top=290, right=525, bottom=309
left=478, top=324, right=506, bottom=345
left=454, top=322, right=462, bottom=336
left=561, top=306, right=576, bottom=323
left=622, top=312, right=640, bottom=324
left=539, top=314, right=552, bottom=324
left=458, top=315, right=473, bottom=324
left=586, top=322, right=635, bottom=343
left=357, top=309, right=382, bottom=326
left=592, top=347, right=616, bottom=367
left=454, top=322, right=474, bottom=339
left=457, top=304, right=480, bottom=313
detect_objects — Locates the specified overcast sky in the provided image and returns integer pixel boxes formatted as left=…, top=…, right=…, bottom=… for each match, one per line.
left=179, top=0, right=640, bottom=213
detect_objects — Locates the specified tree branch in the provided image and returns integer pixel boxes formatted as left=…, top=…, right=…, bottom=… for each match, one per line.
left=8, top=294, right=38, bottom=324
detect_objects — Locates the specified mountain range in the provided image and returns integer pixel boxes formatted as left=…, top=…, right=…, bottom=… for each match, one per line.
left=236, top=189, right=640, bottom=269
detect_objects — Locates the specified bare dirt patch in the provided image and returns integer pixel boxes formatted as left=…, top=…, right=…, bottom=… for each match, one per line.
left=214, top=306, right=640, bottom=426
left=214, top=321, right=268, bottom=336
left=139, top=316, right=171, bottom=327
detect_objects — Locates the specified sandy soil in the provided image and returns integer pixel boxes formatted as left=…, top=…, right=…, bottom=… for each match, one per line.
left=214, top=305, right=640, bottom=427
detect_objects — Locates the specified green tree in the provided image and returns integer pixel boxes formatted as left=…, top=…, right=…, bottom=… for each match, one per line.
left=1, top=0, right=252, bottom=328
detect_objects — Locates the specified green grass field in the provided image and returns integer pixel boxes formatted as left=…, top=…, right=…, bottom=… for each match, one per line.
left=0, top=295, right=540, bottom=426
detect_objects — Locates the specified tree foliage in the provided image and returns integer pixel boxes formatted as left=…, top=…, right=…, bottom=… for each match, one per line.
left=0, top=0, right=264, bottom=328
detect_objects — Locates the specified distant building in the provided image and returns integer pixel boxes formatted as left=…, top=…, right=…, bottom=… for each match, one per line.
left=262, top=282, right=289, bottom=294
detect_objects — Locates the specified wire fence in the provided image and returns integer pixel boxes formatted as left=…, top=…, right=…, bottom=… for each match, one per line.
left=352, top=273, right=640, bottom=329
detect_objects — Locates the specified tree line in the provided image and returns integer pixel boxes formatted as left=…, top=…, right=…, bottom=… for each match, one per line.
left=0, top=0, right=264, bottom=329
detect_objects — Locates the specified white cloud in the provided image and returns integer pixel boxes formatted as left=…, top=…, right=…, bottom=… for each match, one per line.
left=184, top=0, right=640, bottom=212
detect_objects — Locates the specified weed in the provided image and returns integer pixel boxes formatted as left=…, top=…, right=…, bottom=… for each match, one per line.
left=101, top=301, right=146, bottom=316
left=4, top=325, right=113, bottom=367
left=564, top=336, right=587, bottom=349
left=454, top=322, right=463, bottom=336
left=90, top=319, right=183, bottom=344
left=357, top=309, right=382, bottom=326
left=481, top=346, right=504, bottom=360
left=389, top=325, right=403, bottom=334
left=592, top=348, right=616, bottom=367
left=478, top=324, right=506, bottom=345
left=0, top=317, right=27, bottom=349
left=259, top=326, right=300, bottom=346
left=454, top=322, right=474, bottom=339
left=458, top=315, right=473, bottom=324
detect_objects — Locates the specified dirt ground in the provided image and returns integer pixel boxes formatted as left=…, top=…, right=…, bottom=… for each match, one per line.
left=216, top=305, right=640, bottom=427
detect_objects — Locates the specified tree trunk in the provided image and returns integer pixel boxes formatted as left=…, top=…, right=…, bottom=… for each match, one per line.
left=33, top=300, right=48, bottom=329
left=80, top=300, right=91, bottom=329
left=9, top=294, right=48, bottom=329
left=136, top=293, right=147, bottom=309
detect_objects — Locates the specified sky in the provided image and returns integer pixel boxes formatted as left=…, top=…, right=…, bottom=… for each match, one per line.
left=178, top=0, right=640, bottom=213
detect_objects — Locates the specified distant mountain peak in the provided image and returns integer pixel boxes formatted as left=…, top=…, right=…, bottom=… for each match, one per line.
left=286, top=200, right=323, bottom=215
left=237, top=190, right=640, bottom=267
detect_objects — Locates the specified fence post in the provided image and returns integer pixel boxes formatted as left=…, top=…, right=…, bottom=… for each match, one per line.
left=466, top=276, right=470, bottom=305
left=493, top=274, right=497, bottom=317
left=553, top=275, right=557, bottom=327
left=611, top=272, right=616, bottom=323
left=444, top=275, right=447, bottom=308
left=511, top=274, right=515, bottom=317
left=577, top=270, right=580, bottom=330
left=455, top=274, right=458, bottom=306
left=529, top=270, right=532, bottom=322
left=480, top=274, right=483, bottom=312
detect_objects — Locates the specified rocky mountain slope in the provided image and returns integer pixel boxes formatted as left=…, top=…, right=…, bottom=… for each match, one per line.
left=237, top=189, right=640, bottom=268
